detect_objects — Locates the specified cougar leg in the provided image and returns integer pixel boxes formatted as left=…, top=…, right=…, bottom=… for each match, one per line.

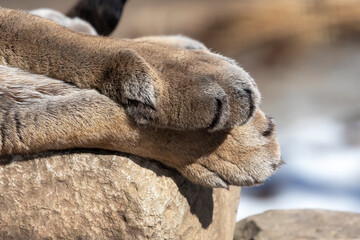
left=0, top=7, right=136, bottom=93
left=0, top=65, right=281, bottom=188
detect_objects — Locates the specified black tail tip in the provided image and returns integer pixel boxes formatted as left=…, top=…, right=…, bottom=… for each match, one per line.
left=67, top=0, right=127, bottom=36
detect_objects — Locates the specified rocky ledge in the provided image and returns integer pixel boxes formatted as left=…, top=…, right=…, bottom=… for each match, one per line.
left=0, top=150, right=240, bottom=240
left=234, top=209, right=360, bottom=240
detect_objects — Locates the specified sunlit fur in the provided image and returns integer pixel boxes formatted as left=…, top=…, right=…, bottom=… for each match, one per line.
left=0, top=7, right=282, bottom=188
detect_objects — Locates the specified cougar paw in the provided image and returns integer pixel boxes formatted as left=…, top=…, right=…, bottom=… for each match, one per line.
left=177, top=112, right=283, bottom=188
left=127, top=38, right=262, bottom=131
left=102, top=49, right=158, bottom=124
left=180, top=156, right=283, bottom=188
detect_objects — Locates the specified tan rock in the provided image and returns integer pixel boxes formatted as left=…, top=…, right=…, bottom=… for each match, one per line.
left=0, top=151, right=240, bottom=240
left=234, top=209, right=360, bottom=240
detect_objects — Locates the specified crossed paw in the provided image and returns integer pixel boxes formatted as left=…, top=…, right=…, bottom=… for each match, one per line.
left=101, top=36, right=261, bottom=131
left=102, top=36, right=282, bottom=187
left=175, top=110, right=282, bottom=188
left=1, top=6, right=281, bottom=188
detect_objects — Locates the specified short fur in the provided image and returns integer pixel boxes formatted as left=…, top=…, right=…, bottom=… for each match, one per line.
left=0, top=7, right=260, bottom=131
left=0, top=7, right=282, bottom=188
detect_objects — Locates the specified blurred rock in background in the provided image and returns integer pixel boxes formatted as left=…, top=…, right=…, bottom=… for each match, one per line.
left=114, top=0, right=360, bottom=68
left=234, top=209, right=360, bottom=240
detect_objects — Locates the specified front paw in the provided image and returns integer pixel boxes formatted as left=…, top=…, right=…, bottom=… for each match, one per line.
left=177, top=111, right=283, bottom=188
left=101, top=49, right=158, bottom=124
left=128, top=39, right=260, bottom=131
left=102, top=39, right=261, bottom=131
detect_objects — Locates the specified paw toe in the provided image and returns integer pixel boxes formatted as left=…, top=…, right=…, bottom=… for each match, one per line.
left=180, top=164, right=229, bottom=188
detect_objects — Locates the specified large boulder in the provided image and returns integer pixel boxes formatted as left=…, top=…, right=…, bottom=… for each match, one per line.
left=234, top=209, right=360, bottom=240
left=0, top=150, right=240, bottom=240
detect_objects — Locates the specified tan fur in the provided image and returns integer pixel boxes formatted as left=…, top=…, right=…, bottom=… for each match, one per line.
left=0, top=7, right=282, bottom=188
left=0, top=7, right=261, bottom=131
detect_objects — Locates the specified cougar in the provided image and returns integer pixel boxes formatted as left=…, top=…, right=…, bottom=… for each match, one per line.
left=0, top=6, right=282, bottom=188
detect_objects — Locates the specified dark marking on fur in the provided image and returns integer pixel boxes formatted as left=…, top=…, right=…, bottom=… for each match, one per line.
left=124, top=98, right=156, bottom=124
left=0, top=120, right=5, bottom=151
left=244, top=88, right=255, bottom=122
left=14, top=111, right=24, bottom=144
left=0, top=154, right=12, bottom=165
left=126, top=98, right=156, bottom=111
left=0, top=109, right=9, bottom=152
left=271, top=158, right=285, bottom=171
left=209, top=98, right=222, bottom=130
left=262, top=115, right=275, bottom=137
left=270, top=163, right=278, bottom=171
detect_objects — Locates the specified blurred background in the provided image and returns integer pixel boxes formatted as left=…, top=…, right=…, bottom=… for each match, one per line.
left=2, top=0, right=359, bottom=221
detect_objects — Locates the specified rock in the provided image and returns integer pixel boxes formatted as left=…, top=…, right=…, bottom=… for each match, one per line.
left=0, top=150, right=240, bottom=240
left=234, top=209, right=360, bottom=240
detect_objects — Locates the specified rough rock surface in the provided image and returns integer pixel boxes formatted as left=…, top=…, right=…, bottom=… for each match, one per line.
left=234, top=209, right=360, bottom=240
left=0, top=150, right=240, bottom=240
